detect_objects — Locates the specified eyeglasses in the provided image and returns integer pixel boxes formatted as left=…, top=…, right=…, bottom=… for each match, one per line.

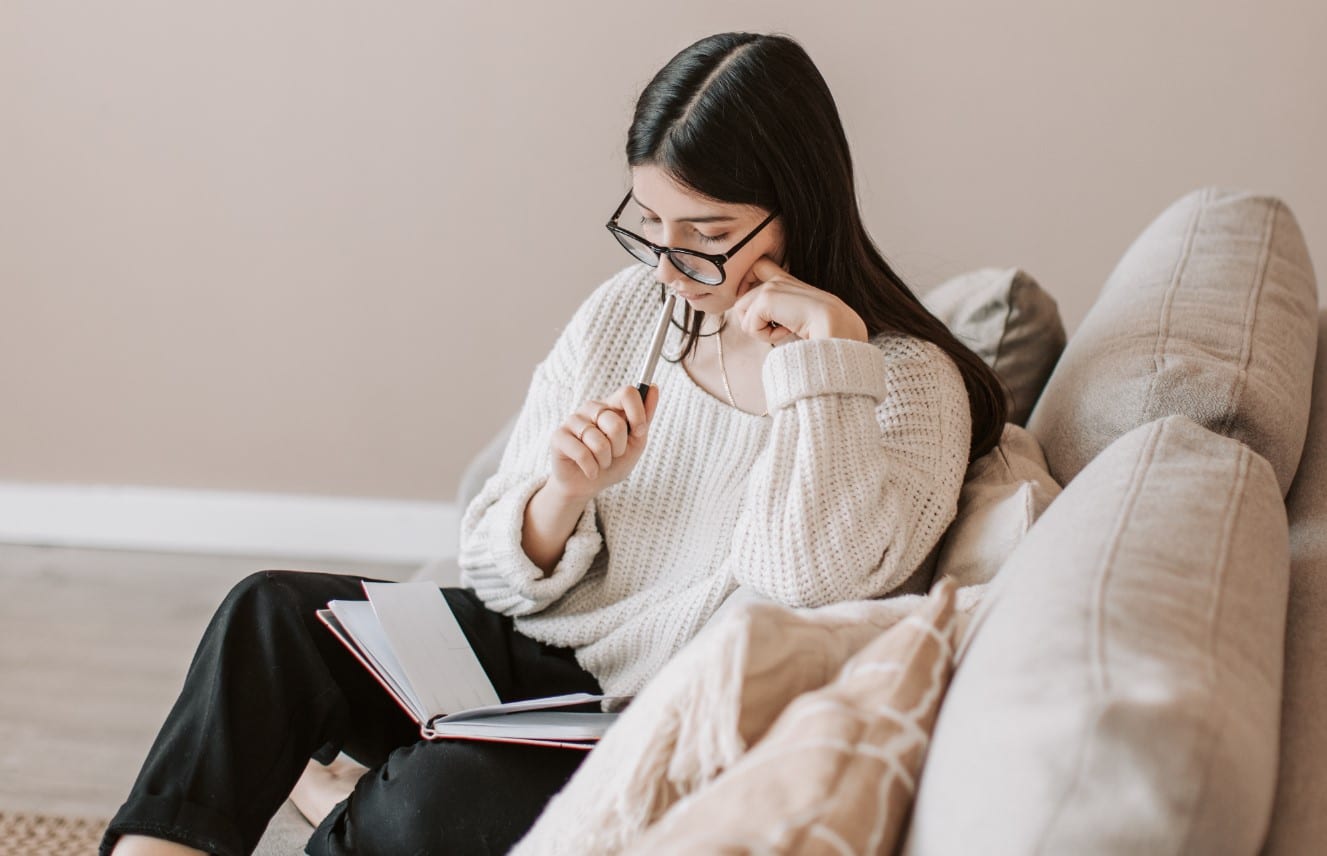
left=605, top=190, right=779, bottom=286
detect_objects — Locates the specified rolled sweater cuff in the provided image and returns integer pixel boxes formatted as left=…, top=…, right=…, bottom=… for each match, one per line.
left=464, top=474, right=602, bottom=615
left=762, top=337, right=891, bottom=411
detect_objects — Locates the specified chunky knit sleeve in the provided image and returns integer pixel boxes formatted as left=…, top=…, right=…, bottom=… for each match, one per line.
left=456, top=274, right=625, bottom=616
left=725, top=335, right=971, bottom=608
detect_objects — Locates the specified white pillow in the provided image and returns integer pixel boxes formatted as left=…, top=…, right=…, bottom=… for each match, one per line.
left=934, top=422, right=1061, bottom=590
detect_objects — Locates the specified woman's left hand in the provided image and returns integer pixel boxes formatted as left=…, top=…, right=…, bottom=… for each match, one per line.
left=731, top=256, right=869, bottom=345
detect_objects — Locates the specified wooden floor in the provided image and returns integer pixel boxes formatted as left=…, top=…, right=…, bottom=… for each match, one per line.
left=0, top=543, right=421, bottom=819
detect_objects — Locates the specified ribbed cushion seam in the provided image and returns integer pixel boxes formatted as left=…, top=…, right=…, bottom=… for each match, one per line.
left=1219, top=199, right=1278, bottom=438
left=1144, top=188, right=1205, bottom=415
left=1090, top=416, right=1165, bottom=692
left=1177, top=445, right=1251, bottom=854
left=1032, top=415, right=1165, bottom=856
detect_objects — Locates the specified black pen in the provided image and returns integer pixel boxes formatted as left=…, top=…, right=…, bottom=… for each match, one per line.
left=636, top=293, right=677, bottom=401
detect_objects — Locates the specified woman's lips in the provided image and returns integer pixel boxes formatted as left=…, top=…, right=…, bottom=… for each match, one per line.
left=677, top=291, right=708, bottom=301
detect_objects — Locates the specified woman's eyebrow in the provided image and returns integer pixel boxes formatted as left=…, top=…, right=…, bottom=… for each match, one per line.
left=631, top=193, right=737, bottom=223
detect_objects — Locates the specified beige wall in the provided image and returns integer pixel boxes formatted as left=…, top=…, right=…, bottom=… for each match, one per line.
left=2, top=1, right=1323, bottom=501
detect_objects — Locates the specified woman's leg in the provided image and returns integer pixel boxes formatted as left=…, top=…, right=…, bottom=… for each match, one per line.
left=289, top=754, right=371, bottom=828
left=306, top=739, right=591, bottom=856
left=289, top=583, right=610, bottom=831
left=309, top=589, right=605, bottom=854
left=105, top=573, right=602, bottom=855
left=110, top=836, right=208, bottom=856
left=102, top=570, right=420, bottom=856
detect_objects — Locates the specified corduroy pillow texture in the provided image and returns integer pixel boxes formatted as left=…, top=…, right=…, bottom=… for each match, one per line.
left=1262, top=308, right=1327, bottom=855
left=903, top=416, right=1290, bottom=855
left=1026, top=187, right=1318, bottom=495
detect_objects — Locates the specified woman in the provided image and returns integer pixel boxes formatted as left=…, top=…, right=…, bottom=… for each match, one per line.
left=105, top=30, right=1006, bottom=856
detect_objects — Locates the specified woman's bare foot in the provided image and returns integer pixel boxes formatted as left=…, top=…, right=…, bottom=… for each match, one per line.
left=289, top=754, right=370, bottom=827
left=112, top=835, right=208, bottom=855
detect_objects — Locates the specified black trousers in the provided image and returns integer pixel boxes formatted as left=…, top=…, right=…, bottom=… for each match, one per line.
left=100, top=570, right=603, bottom=856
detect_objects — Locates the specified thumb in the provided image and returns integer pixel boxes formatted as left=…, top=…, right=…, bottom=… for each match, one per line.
left=751, top=254, right=788, bottom=281
left=643, top=383, right=661, bottom=423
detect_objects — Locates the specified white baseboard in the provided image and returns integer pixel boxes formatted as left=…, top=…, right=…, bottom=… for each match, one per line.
left=0, top=482, right=458, bottom=565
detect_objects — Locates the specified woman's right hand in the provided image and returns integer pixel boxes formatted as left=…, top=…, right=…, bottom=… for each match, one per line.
left=548, top=384, right=660, bottom=501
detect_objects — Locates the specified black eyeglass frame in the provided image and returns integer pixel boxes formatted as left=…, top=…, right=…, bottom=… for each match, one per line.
left=605, top=190, right=780, bottom=286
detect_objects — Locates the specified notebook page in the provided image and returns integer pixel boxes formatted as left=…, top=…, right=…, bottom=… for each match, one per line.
left=425, top=711, right=619, bottom=740
left=431, top=692, right=610, bottom=724
left=324, top=601, right=426, bottom=722
left=363, top=582, right=500, bottom=718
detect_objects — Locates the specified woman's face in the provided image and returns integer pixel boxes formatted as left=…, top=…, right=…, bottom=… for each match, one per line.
left=630, top=164, right=785, bottom=319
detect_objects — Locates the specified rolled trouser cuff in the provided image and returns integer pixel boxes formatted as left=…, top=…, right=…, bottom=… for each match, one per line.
left=101, top=791, right=250, bottom=856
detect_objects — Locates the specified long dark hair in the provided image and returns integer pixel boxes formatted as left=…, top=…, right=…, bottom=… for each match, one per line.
left=626, top=32, right=1007, bottom=461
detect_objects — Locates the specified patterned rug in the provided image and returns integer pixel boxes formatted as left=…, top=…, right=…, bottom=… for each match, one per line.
left=0, top=810, right=109, bottom=855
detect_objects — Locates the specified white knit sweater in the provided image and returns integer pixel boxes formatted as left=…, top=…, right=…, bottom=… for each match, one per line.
left=457, top=262, right=972, bottom=700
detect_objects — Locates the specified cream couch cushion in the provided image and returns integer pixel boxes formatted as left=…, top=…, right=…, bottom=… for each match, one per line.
left=903, top=415, right=1290, bottom=855
left=1262, top=308, right=1327, bottom=855
left=1026, top=188, right=1318, bottom=496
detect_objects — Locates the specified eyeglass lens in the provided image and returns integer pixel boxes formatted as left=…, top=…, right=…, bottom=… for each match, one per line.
left=611, top=230, right=723, bottom=285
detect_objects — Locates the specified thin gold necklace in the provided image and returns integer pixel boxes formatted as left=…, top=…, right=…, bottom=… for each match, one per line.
left=716, top=322, right=770, bottom=417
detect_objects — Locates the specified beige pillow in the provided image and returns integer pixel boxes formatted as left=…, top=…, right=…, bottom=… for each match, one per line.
left=1263, top=308, right=1327, bottom=855
left=934, top=422, right=1061, bottom=590
left=921, top=267, right=1067, bottom=426
left=1026, top=187, right=1318, bottom=496
left=904, top=415, right=1290, bottom=855
left=631, top=578, right=958, bottom=856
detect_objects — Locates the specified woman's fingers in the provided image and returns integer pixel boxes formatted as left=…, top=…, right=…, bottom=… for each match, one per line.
left=555, top=385, right=660, bottom=491
left=597, top=409, right=629, bottom=457
left=566, top=400, right=617, bottom=469
left=582, top=390, right=642, bottom=454
left=574, top=400, right=612, bottom=426
left=611, top=384, right=649, bottom=438
left=552, top=426, right=600, bottom=480
left=750, top=255, right=790, bottom=282
left=580, top=422, right=614, bottom=469
left=743, top=305, right=797, bottom=345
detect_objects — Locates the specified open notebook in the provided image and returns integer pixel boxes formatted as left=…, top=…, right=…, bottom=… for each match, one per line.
left=317, top=581, right=626, bottom=750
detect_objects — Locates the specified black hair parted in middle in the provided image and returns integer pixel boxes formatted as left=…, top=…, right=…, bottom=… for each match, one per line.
left=625, top=31, right=1008, bottom=461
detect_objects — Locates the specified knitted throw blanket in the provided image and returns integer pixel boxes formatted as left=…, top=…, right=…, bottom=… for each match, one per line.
left=510, top=580, right=986, bottom=855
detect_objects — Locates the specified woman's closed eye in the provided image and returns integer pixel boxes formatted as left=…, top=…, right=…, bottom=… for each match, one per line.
left=638, top=215, right=727, bottom=245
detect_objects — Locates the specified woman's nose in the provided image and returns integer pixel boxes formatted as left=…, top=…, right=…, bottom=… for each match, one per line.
left=655, top=251, right=686, bottom=285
